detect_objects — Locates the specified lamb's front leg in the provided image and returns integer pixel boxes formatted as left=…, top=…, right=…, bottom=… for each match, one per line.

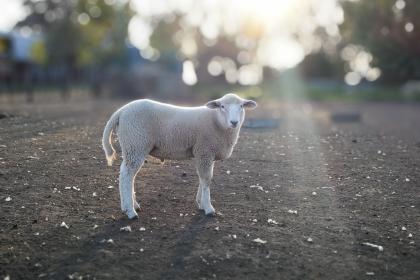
left=196, top=158, right=215, bottom=216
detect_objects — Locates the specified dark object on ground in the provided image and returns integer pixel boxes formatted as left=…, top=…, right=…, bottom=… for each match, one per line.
left=0, top=112, right=13, bottom=119
left=330, top=112, right=361, bottom=123
left=243, top=118, right=281, bottom=129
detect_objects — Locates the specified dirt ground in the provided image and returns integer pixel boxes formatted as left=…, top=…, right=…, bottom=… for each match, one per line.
left=1, top=96, right=419, bottom=280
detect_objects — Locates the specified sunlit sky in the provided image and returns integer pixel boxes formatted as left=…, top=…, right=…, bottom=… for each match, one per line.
left=0, top=0, right=381, bottom=85
left=129, top=0, right=344, bottom=69
left=0, top=0, right=27, bottom=32
left=1, top=0, right=342, bottom=65
left=127, top=0, right=346, bottom=84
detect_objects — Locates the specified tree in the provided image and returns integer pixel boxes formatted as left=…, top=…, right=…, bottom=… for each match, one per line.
left=17, top=0, right=131, bottom=98
left=341, top=0, right=420, bottom=83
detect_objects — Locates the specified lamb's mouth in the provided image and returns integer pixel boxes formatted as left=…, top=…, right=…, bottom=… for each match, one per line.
left=229, top=121, right=239, bottom=128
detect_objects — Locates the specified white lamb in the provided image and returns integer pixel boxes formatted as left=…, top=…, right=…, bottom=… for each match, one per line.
left=102, top=93, right=257, bottom=219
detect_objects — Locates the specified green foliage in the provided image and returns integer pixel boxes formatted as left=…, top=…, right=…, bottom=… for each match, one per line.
left=18, top=0, right=131, bottom=69
left=76, top=0, right=132, bottom=67
left=30, top=41, right=47, bottom=64
left=149, top=21, right=178, bottom=54
left=341, top=0, right=420, bottom=83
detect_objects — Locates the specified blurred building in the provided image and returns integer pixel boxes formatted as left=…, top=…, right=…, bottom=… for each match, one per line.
left=0, top=30, right=187, bottom=100
left=0, top=31, right=42, bottom=97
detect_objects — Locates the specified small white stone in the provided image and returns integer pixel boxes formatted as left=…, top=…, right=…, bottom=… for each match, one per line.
left=139, top=227, right=146, bottom=231
left=60, top=222, right=69, bottom=229
left=226, top=170, right=231, bottom=175
left=312, top=191, right=317, bottom=196
left=307, top=237, right=313, bottom=242
left=362, top=242, right=383, bottom=251
left=5, top=196, right=11, bottom=202
left=120, top=226, right=132, bottom=232
left=253, top=238, right=267, bottom=244
left=402, top=226, right=407, bottom=231
left=250, top=185, right=264, bottom=191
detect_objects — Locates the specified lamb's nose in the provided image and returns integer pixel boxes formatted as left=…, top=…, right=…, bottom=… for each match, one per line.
left=230, top=121, right=238, bottom=127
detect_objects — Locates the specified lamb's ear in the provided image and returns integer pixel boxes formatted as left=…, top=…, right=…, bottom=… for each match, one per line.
left=206, top=100, right=221, bottom=109
left=243, top=100, right=257, bottom=110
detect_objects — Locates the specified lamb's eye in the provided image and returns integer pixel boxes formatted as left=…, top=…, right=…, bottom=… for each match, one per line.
left=221, top=105, right=225, bottom=109
left=240, top=105, right=243, bottom=108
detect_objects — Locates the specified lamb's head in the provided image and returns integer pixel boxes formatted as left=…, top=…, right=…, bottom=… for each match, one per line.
left=206, top=93, right=257, bottom=130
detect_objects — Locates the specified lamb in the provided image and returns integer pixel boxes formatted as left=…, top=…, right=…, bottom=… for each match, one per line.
left=102, top=93, right=257, bottom=219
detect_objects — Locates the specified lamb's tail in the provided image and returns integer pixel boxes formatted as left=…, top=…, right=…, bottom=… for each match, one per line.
left=102, top=110, right=120, bottom=166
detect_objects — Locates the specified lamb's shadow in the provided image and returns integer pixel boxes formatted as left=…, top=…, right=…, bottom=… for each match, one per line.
left=158, top=214, right=212, bottom=279
left=49, top=212, right=211, bottom=279
left=47, top=216, right=142, bottom=278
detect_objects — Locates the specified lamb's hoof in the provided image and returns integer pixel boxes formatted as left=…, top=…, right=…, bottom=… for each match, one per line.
left=123, top=208, right=138, bottom=219
left=204, top=207, right=216, bottom=217
left=126, top=211, right=139, bottom=220
left=205, top=211, right=216, bottom=217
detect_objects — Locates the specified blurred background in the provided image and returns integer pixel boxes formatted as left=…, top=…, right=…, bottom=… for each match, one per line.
left=1, top=0, right=420, bottom=103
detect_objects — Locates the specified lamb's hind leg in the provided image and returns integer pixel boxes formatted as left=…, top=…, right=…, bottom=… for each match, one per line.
left=119, top=152, right=146, bottom=219
left=195, top=184, right=203, bottom=210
